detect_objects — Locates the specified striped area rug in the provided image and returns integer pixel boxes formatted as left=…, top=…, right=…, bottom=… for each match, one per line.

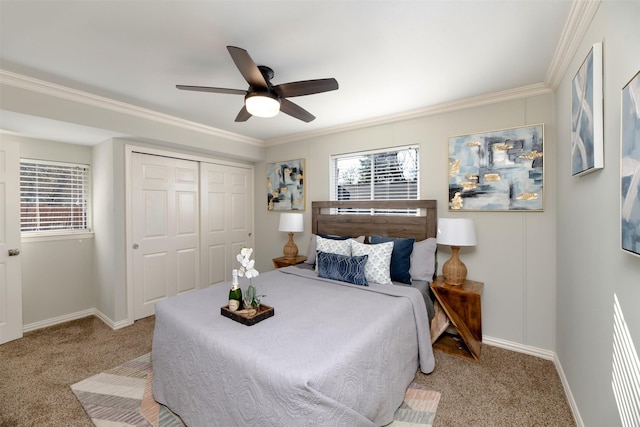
left=71, top=353, right=440, bottom=427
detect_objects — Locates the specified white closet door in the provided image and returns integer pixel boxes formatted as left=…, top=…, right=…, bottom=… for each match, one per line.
left=200, top=162, right=253, bottom=287
left=131, top=153, right=200, bottom=319
left=0, top=138, right=22, bottom=344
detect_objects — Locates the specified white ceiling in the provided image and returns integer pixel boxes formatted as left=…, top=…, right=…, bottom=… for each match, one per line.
left=0, top=0, right=575, bottom=145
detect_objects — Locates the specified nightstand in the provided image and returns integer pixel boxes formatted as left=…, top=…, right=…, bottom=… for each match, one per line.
left=272, top=255, right=307, bottom=269
left=430, top=275, right=483, bottom=361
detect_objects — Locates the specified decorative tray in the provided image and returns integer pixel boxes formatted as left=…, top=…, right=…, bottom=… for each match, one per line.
left=221, top=304, right=274, bottom=326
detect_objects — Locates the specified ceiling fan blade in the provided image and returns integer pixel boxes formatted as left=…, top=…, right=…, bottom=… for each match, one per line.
left=235, top=105, right=252, bottom=122
left=274, top=78, right=339, bottom=98
left=227, top=46, right=268, bottom=88
left=176, top=85, right=247, bottom=96
left=280, top=99, right=315, bottom=122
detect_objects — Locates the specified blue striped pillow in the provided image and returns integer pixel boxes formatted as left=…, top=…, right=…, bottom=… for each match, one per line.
left=316, top=251, right=369, bottom=286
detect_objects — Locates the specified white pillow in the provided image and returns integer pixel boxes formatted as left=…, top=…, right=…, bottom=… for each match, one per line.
left=350, top=239, right=393, bottom=285
left=315, top=235, right=353, bottom=271
left=306, top=234, right=365, bottom=265
left=409, top=238, right=437, bottom=281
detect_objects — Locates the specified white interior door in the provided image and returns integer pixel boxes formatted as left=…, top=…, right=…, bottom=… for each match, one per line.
left=0, top=137, right=23, bottom=344
left=201, top=162, right=253, bottom=286
left=131, top=153, right=200, bottom=320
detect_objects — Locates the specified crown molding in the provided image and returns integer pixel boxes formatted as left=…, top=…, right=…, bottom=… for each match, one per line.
left=4, top=0, right=588, bottom=153
left=267, top=0, right=601, bottom=147
left=1, top=1, right=595, bottom=150
left=545, top=0, right=601, bottom=89
left=0, top=70, right=264, bottom=146
left=265, top=82, right=552, bottom=146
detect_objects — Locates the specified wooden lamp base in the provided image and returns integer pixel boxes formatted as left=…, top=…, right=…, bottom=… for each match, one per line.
left=283, top=232, right=299, bottom=259
left=442, top=246, right=467, bottom=285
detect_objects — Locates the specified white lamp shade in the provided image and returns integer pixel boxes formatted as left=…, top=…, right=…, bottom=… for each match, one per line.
left=245, top=92, right=280, bottom=118
left=278, top=213, right=304, bottom=233
left=437, top=218, right=477, bottom=246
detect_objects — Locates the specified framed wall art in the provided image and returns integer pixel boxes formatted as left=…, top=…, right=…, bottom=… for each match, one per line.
left=571, top=42, right=604, bottom=176
left=267, top=158, right=305, bottom=211
left=448, top=124, right=544, bottom=211
left=621, top=70, right=640, bottom=257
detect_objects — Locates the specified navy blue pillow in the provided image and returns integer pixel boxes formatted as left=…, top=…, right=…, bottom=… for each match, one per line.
left=370, top=235, right=415, bottom=284
left=316, top=251, right=369, bottom=286
left=318, top=233, right=352, bottom=240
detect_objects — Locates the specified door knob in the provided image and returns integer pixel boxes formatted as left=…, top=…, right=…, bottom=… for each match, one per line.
left=133, top=243, right=139, bottom=249
left=8, top=249, right=20, bottom=256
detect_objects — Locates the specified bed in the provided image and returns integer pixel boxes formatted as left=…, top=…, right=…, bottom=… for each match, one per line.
left=152, top=200, right=438, bottom=427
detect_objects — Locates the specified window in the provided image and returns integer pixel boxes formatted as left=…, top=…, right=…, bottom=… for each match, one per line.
left=20, top=159, right=91, bottom=234
left=330, top=145, right=419, bottom=214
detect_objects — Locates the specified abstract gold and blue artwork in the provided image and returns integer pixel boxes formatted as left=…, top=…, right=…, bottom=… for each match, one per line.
left=448, top=124, right=544, bottom=211
left=571, top=42, right=603, bottom=176
left=621, top=70, right=640, bottom=257
left=267, top=158, right=304, bottom=211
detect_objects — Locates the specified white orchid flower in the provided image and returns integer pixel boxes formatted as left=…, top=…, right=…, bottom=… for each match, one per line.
left=236, top=247, right=259, bottom=281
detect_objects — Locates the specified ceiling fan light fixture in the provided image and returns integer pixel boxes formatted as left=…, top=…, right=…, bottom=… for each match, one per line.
left=245, top=92, right=280, bottom=118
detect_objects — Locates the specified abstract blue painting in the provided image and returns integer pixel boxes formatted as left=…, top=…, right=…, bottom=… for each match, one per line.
left=448, top=124, right=544, bottom=211
left=621, top=70, right=640, bottom=257
left=571, top=43, right=603, bottom=176
left=267, top=158, right=304, bottom=211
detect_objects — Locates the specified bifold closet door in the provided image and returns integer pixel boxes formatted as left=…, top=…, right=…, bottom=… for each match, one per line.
left=200, top=162, right=253, bottom=287
left=131, top=153, right=200, bottom=320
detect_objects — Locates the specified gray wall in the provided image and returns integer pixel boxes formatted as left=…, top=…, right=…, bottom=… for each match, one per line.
left=254, top=6, right=640, bottom=425
left=256, top=93, right=558, bottom=352
left=13, top=135, right=95, bottom=327
left=4, top=3, right=639, bottom=423
left=555, top=2, right=640, bottom=426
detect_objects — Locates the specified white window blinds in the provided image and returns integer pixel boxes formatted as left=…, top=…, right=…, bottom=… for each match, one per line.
left=20, top=159, right=91, bottom=233
left=331, top=146, right=419, bottom=214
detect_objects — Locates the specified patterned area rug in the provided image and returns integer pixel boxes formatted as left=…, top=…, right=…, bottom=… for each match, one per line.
left=71, top=353, right=440, bottom=427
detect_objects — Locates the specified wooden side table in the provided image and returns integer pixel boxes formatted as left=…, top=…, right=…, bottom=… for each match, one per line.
left=272, top=255, right=307, bottom=269
left=430, top=275, right=483, bottom=361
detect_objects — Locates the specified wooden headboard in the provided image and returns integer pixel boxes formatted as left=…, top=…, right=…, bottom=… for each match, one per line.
left=311, top=200, right=437, bottom=241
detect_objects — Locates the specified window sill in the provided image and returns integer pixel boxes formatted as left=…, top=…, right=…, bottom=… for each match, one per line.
left=21, top=231, right=95, bottom=243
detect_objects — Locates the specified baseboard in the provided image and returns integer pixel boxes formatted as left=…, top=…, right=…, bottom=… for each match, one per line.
left=483, top=335, right=583, bottom=427
left=22, top=308, right=132, bottom=333
left=93, top=309, right=132, bottom=330
left=553, top=352, right=585, bottom=427
left=483, top=335, right=555, bottom=360
left=22, top=308, right=97, bottom=333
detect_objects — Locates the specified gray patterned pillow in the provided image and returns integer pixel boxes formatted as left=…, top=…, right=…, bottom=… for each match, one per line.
left=350, top=239, right=393, bottom=285
left=317, top=251, right=368, bottom=286
left=307, top=234, right=365, bottom=265
left=315, top=235, right=353, bottom=271
left=370, top=235, right=415, bottom=284
left=316, top=235, right=352, bottom=256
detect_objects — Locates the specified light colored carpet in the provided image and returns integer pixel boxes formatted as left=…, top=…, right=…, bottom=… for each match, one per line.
left=71, top=353, right=440, bottom=427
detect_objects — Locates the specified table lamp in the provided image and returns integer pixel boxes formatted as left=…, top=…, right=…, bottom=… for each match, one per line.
left=278, top=213, right=304, bottom=259
left=437, top=218, right=477, bottom=285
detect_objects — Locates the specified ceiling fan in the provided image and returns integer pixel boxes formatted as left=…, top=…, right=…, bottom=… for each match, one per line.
left=177, top=46, right=339, bottom=123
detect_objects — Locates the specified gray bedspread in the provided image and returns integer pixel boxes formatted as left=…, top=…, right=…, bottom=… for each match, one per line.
left=152, top=266, right=434, bottom=427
